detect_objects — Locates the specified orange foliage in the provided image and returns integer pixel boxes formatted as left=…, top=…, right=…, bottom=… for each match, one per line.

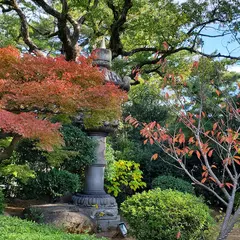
left=126, top=109, right=240, bottom=187
left=0, top=110, right=62, bottom=151
left=0, top=46, right=127, bottom=150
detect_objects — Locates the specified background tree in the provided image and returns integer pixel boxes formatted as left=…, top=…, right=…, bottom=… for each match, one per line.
left=127, top=58, right=240, bottom=240
left=109, top=80, right=185, bottom=187
left=0, top=0, right=239, bottom=80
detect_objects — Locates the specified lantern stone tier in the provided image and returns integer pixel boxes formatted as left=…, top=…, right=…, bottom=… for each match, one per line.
left=72, top=39, right=130, bottom=231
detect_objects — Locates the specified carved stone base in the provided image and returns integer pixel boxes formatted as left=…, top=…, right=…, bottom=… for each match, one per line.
left=72, top=193, right=120, bottom=231
left=72, top=193, right=117, bottom=208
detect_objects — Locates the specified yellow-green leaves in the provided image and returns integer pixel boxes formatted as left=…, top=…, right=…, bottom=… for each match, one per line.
left=105, top=160, right=146, bottom=197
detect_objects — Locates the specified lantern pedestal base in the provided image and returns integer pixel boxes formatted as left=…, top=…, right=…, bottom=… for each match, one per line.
left=72, top=193, right=120, bottom=231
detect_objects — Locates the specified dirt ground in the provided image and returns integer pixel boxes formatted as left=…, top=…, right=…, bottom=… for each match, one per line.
left=227, top=228, right=240, bottom=240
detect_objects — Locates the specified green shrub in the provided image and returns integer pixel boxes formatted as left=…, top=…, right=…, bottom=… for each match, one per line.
left=104, top=142, right=116, bottom=180
left=7, top=125, right=93, bottom=199
left=16, top=125, right=96, bottom=174
left=59, top=125, right=96, bottom=173
left=22, top=169, right=81, bottom=199
left=0, top=188, right=4, bottom=214
left=152, top=175, right=194, bottom=194
left=0, top=215, right=107, bottom=240
left=105, top=160, right=146, bottom=197
left=121, top=189, right=214, bottom=240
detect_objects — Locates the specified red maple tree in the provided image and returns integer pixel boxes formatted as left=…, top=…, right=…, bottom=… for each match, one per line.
left=0, top=46, right=127, bottom=159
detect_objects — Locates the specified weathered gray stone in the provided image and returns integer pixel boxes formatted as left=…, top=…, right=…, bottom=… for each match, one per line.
left=83, top=134, right=107, bottom=195
left=72, top=132, right=121, bottom=231
left=92, top=38, right=131, bottom=91
left=72, top=40, right=126, bottom=232
left=23, top=204, right=95, bottom=234
left=72, top=193, right=120, bottom=231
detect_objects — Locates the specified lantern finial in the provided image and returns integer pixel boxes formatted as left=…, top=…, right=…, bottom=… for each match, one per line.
left=100, top=37, right=106, bottom=49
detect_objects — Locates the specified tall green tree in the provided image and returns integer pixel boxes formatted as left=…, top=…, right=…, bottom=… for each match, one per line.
left=0, top=0, right=239, bottom=79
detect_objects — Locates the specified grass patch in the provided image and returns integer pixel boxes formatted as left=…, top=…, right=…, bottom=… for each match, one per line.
left=0, top=215, right=106, bottom=240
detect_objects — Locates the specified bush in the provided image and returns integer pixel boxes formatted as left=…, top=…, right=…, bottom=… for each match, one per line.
left=5, top=125, right=94, bottom=199
left=0, top=188, right=4, bottom=214
left=16, top=125, right=96, bottom=174
left=22, top=169, right=81, bottom=200
left=109, top=131, right=184, bottom=187
left=0, top=215, right=107, bottom=240
left=59, top=125, right=96, bottom=173
left=121, top=189, right=214, bottom=240
left=152, top=175, right=194, bottom=194
left=105, top=160, right=146, bottom=197
left=104, top=142, right=116, bottom=180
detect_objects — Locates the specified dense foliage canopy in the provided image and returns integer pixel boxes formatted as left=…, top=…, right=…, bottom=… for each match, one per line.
left=0, top=0, right=239, bottom=80
left=0, top=46, right=127, bottom=161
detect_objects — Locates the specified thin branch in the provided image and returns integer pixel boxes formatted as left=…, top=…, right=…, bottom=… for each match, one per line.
left=122, top=47, right=158, bottom=56
left=194, top=95, right=230, bottom=200
left=0, top=4, right=13, bottom=12
left=186, top=6, right=225, bottom=35
left=157, top=140, right=229, bottom=206
left=191, top=49, right=240, bottom=60
left=197, top=32, right=231, bottom=38
left=143, top=66, right=164, bottom=77
left=28, top=23, right=59, bottom=38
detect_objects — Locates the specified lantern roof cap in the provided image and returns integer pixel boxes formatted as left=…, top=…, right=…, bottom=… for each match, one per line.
left=92, top=37, right=130, bottom=91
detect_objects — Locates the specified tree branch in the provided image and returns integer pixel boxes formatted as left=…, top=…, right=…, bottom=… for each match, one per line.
left=129, top=44, right=240, bottom=79
left=28, top=23, right=59, bottom=38
left=0, top=4, right=13, bottom=12
left=143, top=66, right=164, bottom=77
left=157, top=140, right=229, bottom=206
left=108, top=0, right=133, bottom=58
left=32, top=0, right=61, bottom=19
left=122, top=47, right=158, bottom=56
left=187, top=18, right=226, bottom=35
left=197, top=32, right=231, bottom=38
left=10, top=0, right=43, bottom=56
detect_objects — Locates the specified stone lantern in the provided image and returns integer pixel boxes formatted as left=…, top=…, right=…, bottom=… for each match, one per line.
left=72, top=38, right=130, bottom=231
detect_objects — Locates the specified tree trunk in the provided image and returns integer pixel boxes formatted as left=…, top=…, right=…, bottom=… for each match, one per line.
left=217, top=195, right=240, bottom=240
left=217, top=215, right=231, bottom=240
left=217, top=228, right=230, bottom=240
left=217, top=206, right=240, bottom=240
left=64, top=43, right=79, bottom=62
left=57, top=20, right=79, bottom=62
